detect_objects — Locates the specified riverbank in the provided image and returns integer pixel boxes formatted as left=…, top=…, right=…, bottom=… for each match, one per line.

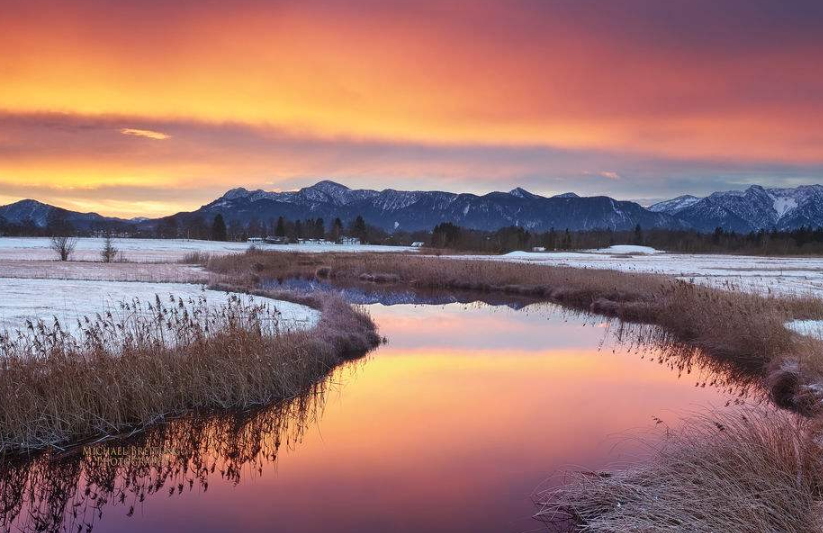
left=0, top=297, right=745, bottom=532
left=0, top=287, right=379, bottom=454
left=535, top=408, right=823, bottom=532
left=207, top=250, right=823, bottom=414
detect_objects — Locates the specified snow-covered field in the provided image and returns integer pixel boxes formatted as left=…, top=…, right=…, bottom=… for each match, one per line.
left=453, top=247, right=823, bottom=299
left=0, top=260, right=207, bottom=282
left=0, top=237, right=415, bottom=262
left=0, top=278, right=320, bottom=335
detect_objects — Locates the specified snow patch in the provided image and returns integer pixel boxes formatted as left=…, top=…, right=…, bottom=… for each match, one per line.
left=772, top=196, right=798, bottom=219
left=454, top=250, right=823, bottom=299
left=0, top=237, right=417, bottom=262
left=589, top=245, right=662, bottom=255
left=0, top=278, right=320, bottom=336
left=785, top=320, right=823, bottom=340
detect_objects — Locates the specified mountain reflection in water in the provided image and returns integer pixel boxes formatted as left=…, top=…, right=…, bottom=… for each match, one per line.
left=264, top=277, right=539, bottom=308
left=0, top=301, right=761, bottom=533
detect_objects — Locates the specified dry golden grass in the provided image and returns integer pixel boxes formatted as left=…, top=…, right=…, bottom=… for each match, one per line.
left=535, top=408, right=823, bottom=533
left=208, top=250, right=823, bottom=413
left=0, top=289, right=378, bottom=454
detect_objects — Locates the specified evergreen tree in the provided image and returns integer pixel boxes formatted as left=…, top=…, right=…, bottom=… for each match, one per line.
left=329, top=217, right=344, bottom=242
left=211, top=214, right=227, bottom=241
left=351, top=215, right=367, bottom=242
left=543, top=227, right=557, bottom=250
left=275, top=216, right=286, bottom=237
left=561, top=228, right=572, bottom=250
left=633, top=224, right=644, bottom=245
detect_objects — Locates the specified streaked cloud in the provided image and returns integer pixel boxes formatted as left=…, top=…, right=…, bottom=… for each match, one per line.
left=0, top=112, right=821, bottom=217
left=120, top=128, right=170, bottom=140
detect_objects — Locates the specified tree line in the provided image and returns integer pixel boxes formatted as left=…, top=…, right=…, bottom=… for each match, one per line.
left=428, top=222, right=823, bottom=255
left=5, top=209, right=823, bottom=255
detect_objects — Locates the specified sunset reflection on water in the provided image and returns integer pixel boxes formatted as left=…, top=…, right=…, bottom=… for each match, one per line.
left=2, top=302, right=745, bottom=533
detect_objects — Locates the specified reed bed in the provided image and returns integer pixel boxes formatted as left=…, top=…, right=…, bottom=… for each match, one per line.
left=208, top=250, right=823, bottom=413
left=534, top=408, right=823, bottom=533
left=0, top=289, right=379, bottom=454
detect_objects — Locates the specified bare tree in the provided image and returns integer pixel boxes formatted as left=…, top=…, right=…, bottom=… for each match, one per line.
left=50, top=235, right=77, bottom=261
left=101, top=234, right=118, bottom=263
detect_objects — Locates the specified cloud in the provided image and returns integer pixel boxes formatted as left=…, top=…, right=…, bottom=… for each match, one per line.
left=120, top=128, right=170, bottom=140
left=0, top=111, right=822, bottom=218
left=2, top=1, right=823, bottom=164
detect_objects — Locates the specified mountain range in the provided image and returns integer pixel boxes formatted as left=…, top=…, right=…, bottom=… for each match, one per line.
left=1, top=181, right=822, bottom=234
left=0, top=199, right=128, bottom=230
left=180, top=180, right=681, bottom=232
left=648, top=184, right=823, bottom=233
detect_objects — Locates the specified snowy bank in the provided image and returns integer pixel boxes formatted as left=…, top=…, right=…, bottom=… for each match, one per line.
left=460, top=251, right=823, bottom=299
left=0, top=278, right=319, bottom=336
left=587, top=244, right=662, bottom=255
left=0, top=237, right=416, bottom=262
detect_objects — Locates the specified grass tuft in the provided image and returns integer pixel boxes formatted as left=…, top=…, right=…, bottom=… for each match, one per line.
left=534, top=408, right=823, bottom=533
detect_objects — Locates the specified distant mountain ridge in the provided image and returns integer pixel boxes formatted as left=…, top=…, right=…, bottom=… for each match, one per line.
left=0, top=199, right=125, bottom=230
left=648, top=195, right=701, bottom=215
left=2, top=181, right=823, bottom=234
left=181, top=180, right=682, bottom=232
left=649, top=185, right=823, bottom=232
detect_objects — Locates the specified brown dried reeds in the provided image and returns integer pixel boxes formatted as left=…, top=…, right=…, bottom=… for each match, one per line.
left=208, top=250, right=823, bottom=413
left=534, top=408, right=823, bottom=533
left=0, top=290, right=378, bottom=454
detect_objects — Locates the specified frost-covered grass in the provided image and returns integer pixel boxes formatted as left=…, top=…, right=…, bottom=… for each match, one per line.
left=0, top=278, right=319, bottom=336
left=0, top=237, right=415, bottom=262
left=535, top=407, right=823, bottom=533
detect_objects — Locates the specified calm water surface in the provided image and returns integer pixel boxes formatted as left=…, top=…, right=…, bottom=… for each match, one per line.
left=1, top=302, right=750, bottom=532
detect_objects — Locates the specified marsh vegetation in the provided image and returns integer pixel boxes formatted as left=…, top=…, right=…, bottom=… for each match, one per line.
left=0, top=290, right=378, bottom=453
left=208, top=250, right=823, bottom=413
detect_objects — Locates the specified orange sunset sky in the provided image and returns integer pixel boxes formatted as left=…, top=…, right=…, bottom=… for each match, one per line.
left=1, top=0, right=822, bottom=218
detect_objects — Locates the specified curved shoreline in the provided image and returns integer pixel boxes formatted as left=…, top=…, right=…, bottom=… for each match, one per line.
left=0, top=286, right=379, bottom=455
left=208, top=250, right=823, bottom=414
left=206, top=250, right=823, bottom=532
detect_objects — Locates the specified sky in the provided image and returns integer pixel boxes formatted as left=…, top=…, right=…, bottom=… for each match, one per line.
left=1, top=0, right=822, bottom=218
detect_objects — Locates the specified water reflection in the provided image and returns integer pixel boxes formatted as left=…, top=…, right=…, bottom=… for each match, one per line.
left=0, top=301, right=760, bottom=532
left=0, top=386, right=326, bottom=532
left=265, top=277, right=541, bottom=308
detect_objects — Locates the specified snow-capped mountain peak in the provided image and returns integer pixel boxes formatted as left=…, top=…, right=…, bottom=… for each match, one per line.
left=312, top=180, right=350, bottom=193
left=509, top=187, right=539, bottom=200
left=652, top=184, right=823, bottom=232
left=648, top=195, right=701, bottom=214
left=220, top=187, right=253, bottom=201
left=183, top=180, right=681, bottom=233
